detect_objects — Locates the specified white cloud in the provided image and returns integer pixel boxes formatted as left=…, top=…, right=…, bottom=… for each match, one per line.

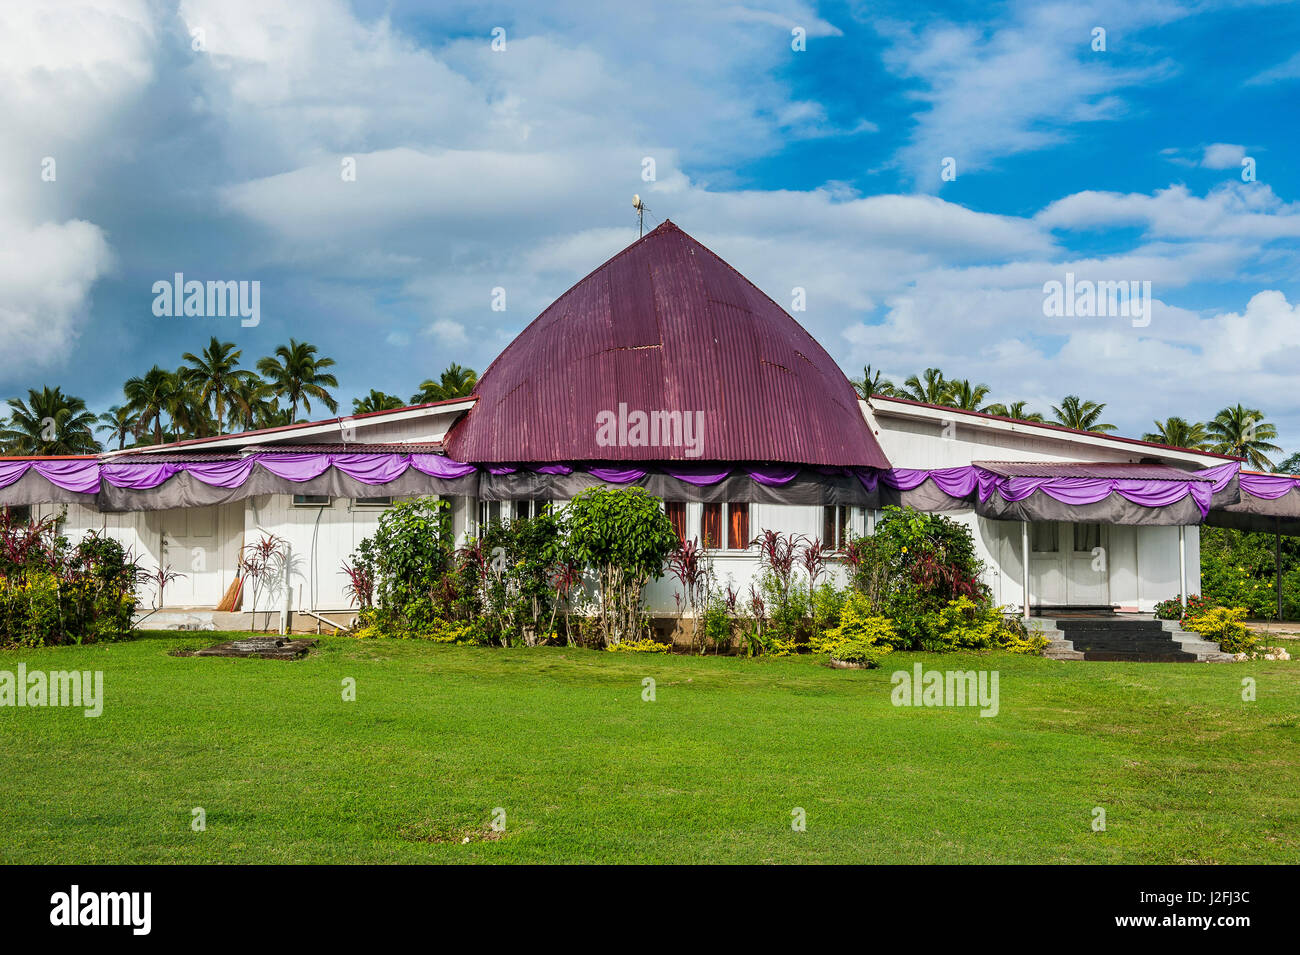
left=875, top=1, right=1185, bottom=187
left=1201, top=142, right=1246, bottom=169
left=1245, top=50, right=1300, bottom=86
left=0, top=218, right=113, bottom=376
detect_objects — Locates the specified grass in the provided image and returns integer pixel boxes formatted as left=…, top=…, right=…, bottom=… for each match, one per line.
left=1, top=631, right=1298, bottom=864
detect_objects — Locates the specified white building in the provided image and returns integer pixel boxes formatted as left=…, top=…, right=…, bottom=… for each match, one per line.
left=0, top=222, right=1267, bottom=635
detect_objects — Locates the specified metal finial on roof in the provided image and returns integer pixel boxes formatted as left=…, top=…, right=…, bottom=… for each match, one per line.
left=633, top=194, right=649, bottom=237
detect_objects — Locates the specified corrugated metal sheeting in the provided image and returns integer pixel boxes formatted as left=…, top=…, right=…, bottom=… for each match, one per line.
left=974, top=461, right=1213, bottom=480
left=445, top=221, right=891, bottom=468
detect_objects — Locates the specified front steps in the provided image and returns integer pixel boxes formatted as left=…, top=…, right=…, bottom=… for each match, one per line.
left=1029, top=612, right=1234, bottom=662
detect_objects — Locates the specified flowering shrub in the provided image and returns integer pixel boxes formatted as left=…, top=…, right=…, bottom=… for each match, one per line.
left=1183, top=606, right=1257, bottom=655
left=605, top=636, right=670, bottom=653
left=810, top=592, right=895, bottom=667
left=1154, top=594, right=1212, bottom=621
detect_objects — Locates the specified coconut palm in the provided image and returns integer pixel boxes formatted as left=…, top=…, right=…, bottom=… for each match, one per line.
left=1050, top=395, right=1116, bottom=433
left=256, top=339, right=339, bottom=421
left=947, top=379, right=992, bottom=412
left=1275, top=452, right=1300, bottom=475
left=850, top=364, right=895, bottom=399
left=96, top=404, right=140, bottom=451
left=352, top=389, right=405, bottom=415
left=162, top=366, right=215, bottom=440
left=182, top=337, right=256, bottom=429
left=1143, top=417, right=1210, bottom=450
left=0, top=387, right=100, bottom=454
left=1206, top=404, right=1281, bottom=470
left=984, top=401, right=1045, bottom=423
left=124, top=366, right=180, bottom=446
left=410, top=362, right=477, bottom=404
left=900, top=368, right=952, bottom=405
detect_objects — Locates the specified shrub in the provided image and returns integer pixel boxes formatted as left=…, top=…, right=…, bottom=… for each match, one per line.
left=605, top=636, right=670, bottom=653
left=349, top=498, right=460, bottom=635
left=566, top=487, right=679, bottom=646
left=846, top=506, right=990, bottom=649
left=811, top=592, right=895, bottom=667
left=0, top=520, right=139, bottom=648
left=1153, top=593, right=1212, bottom=621
left=1184, top=606, right=1258, bottom=655
left=467, top=509, right=568, bottom=647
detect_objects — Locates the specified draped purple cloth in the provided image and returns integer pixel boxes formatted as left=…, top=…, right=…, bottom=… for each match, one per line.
left=0, top=459, right=101, bottom=494
left=1239, top=471, right=1300, bottom=501
left=1, top=452, right=1250, bottom=521
left=861, top=463, right=1229, bottom=519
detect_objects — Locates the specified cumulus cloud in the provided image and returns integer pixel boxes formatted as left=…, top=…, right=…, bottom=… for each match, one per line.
left=1201, top=143, right=1247, bottom=169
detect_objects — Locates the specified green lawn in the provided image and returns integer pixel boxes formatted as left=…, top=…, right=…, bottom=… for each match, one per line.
left=1, top=631, right=1297, bottom=864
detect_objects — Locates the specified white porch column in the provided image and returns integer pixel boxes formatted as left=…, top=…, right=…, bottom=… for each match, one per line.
left=1178, top=525, right=1187, bottom=609
left=1021, top=520, right=1031, bottom=621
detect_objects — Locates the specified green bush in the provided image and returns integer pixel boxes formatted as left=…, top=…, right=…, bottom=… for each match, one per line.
left=566, top=487, right=678, bottom=646
left=810, top=592, right=895, bottom=667
left=1184, top=606, right=1258, bottom=655
left=0, top=521, right=138, bottom=648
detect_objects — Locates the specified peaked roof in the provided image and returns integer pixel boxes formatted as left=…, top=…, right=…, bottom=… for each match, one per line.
left=445, top=221, right=890, bottom=468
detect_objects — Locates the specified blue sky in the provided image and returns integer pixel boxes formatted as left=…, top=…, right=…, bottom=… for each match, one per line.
left=2, top=0, right=1299, bottom=454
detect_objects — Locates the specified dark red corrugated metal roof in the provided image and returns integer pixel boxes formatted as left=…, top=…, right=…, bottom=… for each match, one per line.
left=445, top=221, right=890, bottom=468
left=974, top=461, right=1213, bottom=480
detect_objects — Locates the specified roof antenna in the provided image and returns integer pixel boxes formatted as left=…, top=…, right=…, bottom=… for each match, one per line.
left=633, top=194, right=649, bottom=237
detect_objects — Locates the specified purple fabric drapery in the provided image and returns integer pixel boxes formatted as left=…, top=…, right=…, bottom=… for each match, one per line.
left=2, top=452, right=1245, bottom=521
left=858, top=463, right=1227, bottom=519
left=0, top=460, right=101, bottom=495
left=1239, top=471, right=1300, bottom=501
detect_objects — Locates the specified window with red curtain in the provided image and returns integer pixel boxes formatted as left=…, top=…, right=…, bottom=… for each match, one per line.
left=701, top=502, right=722, bottom=549
left=727, top=502, right=750, bottom=550
left=665, top=502, right=686, bottom=545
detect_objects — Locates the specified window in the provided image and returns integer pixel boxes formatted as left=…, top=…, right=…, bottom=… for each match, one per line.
left=292, top=495, right=331, bottom=507
left=1030, top=522, right=1058, bottom=553
left=353, top=496, right=393, bottom=508
left=478, top=499, right=502, bottom=530
left=823, top=505, right=849, bottom=550
left=1073, top=523, right=1101, bottom=554
left=665, top=502, right=686, bottom=545
left=727, top=502, right=750, bottom=550
left=701, top=502, right=722, bottom=549
left=514, top=499, right=549, bottom=521
left=3, top=505, right=32, bottom=524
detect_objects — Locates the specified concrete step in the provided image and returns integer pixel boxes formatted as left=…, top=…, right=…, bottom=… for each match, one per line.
left=1081, top=650, right=1199, bottom=662
left=1055, top=619, right=1168, bottom=631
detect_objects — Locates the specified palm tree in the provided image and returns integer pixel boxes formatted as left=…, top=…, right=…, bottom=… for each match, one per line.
left=1275, top=452, right=1300, bottom=475
left=0, top=387, right=100, bottom=454
left=947, top=379, right=992, bottom=412
left=900, top=368, right=952, bottom=405
left=164, top=366, right=216, bottom=439
left=984, top=401, right=1045, bottom=423
left=1206, top=404, right=1281, bottom=470
left=182, top=337, right=256, bottom=430
left=124, top=366, right=179, bottom=445
left=227, top=375, right=275, bottom=432
left=352, top=389, right=405, bottom=415
left=410, top=362, right=477, bottom=404
left=257, top=339, right=340, bottom=421
left=96, top=404, right=139, bottom=451
left=1143, top=417, right=1210, bottom=450
left=1050, top=395, right=1116, bottom=433
left=850, top=364, right=895, bottom=399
